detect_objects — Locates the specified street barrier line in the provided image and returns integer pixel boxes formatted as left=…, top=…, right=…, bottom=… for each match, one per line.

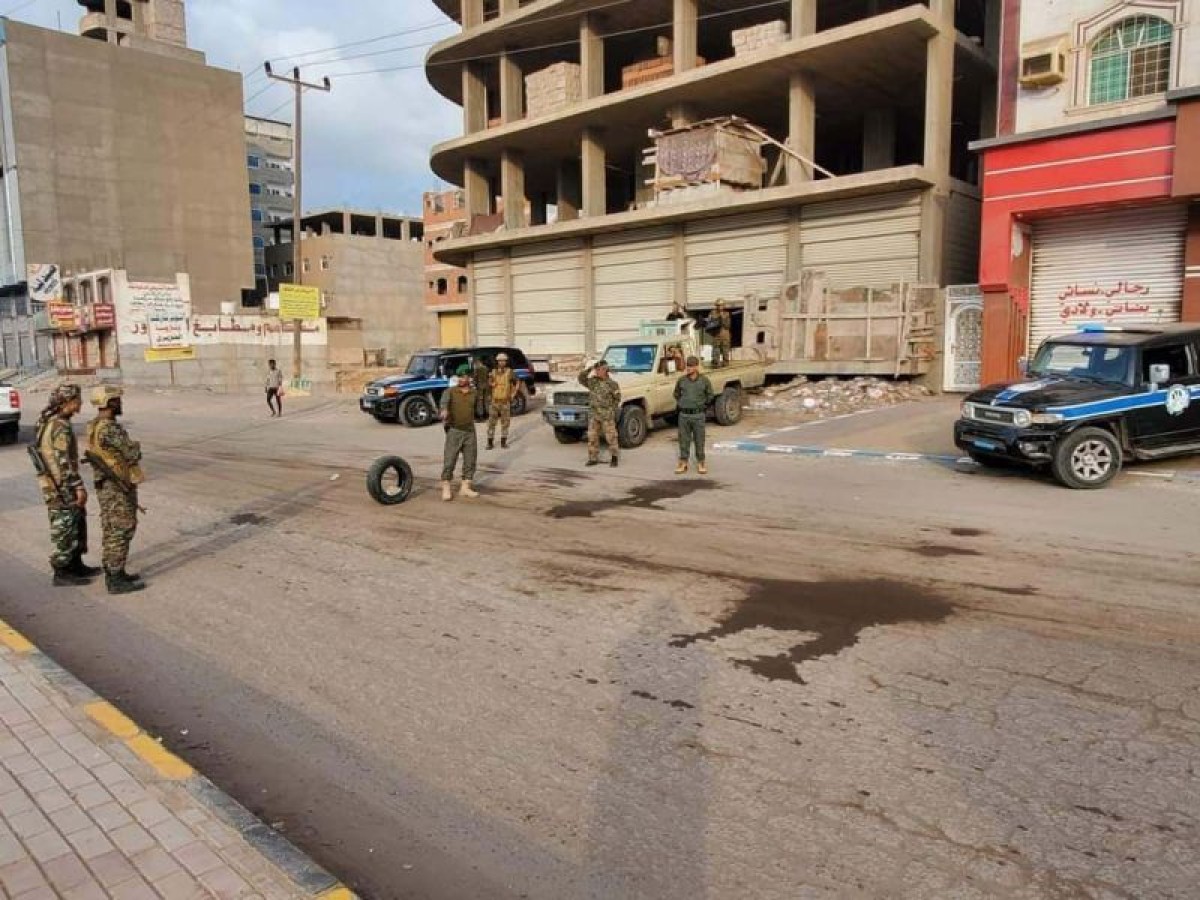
left=0, top=616, right=357, bottom=898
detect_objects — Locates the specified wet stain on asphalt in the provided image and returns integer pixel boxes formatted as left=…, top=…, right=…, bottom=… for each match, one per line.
left=546, top=480, right=721, bottom=519
left=949, top=527, right=988, bottom=538
left=910, top=544, right=983, bottom=559
left=229, top=512, right=268, bottom=526
left=670, top=578, right=953, bottom=684
left=965, top=582, right=1039, bottom=597
left=630, top=690, right=696, bottom=711
left=525, top=467, right=594, bottom=489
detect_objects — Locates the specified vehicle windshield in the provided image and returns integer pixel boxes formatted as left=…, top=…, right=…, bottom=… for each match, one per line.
left=406, top=355, right=439, bottom=378
left=601, top=344, right=657, bottom=374
left=1031, top=342, right=1134, bottom=385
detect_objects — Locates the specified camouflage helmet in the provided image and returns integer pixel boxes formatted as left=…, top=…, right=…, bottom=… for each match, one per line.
left=715, top=299, right=725, bottom=309
left=49, top=383, right=82, bottom=407
left=91, top=384, right=123, bottom=408
left=496, top=352, right=509, bottom=362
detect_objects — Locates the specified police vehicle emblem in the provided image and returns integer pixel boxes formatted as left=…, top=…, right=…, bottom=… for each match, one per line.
left=1165, top=385, right=1191, bottom=417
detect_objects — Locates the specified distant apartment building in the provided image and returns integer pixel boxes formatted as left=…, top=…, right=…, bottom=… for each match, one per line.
left=245, top=116, right=295, bottom=302
left=974, top=0, right=1200, bottom=381
left=266, top=210, right=428, bottom=363
left=424, top=189, right=471, bottom=347
left=0, top=0, right=254, bottom=373
left=427, top=0, right=999, bottom=380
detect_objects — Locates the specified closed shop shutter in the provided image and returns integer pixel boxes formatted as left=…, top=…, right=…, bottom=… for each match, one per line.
left=800, top=191, right=921, bottom=289
left=511, top=239, right=586, bottom=355
left=473, top=250, right=506, bottom=347
left=684, top=210, right=789, bottom=305
left=1030, top=204, right=1186, bottom=351
left=594, top=226, right=675, bottom=349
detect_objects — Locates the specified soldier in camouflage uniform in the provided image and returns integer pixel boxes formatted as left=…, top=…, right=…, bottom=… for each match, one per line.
left=34, top=384, right=98, bottom=586
left=473, top=357, right=491, bottom=420
left=579, top=359, right=621, bottom=468
left=87, top=385, right=145, bottom=595
left=712, top=299, right=733, bottom=368
left=486, top=352, right=520, bottom=450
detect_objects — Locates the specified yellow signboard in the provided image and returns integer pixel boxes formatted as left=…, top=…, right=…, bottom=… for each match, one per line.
left=278, top=283, right=322, bottom=320
left=144, top=346, right=197, bottom=363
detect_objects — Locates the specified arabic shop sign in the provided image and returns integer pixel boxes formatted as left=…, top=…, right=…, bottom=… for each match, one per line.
left=1057, top=281, right=1154, bottom=323
left=27, top=264, right=63, bottom=306
left=189, top=315, right=328, bottom=346
left=278, top=283, right=322, bottom=321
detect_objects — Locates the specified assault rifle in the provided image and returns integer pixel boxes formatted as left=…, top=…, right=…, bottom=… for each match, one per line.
left=28, top=427, right=88, bottom=552
left=84, top=451, right=147, bottom=514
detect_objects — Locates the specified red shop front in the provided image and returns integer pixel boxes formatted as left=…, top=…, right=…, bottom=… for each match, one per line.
left=975, top=113, right=1199, bottom=384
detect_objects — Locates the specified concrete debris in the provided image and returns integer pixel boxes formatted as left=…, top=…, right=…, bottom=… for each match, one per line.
left=750, top=376, right=932, bottom=418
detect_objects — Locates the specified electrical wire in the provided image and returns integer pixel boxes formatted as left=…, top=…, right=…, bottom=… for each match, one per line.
left=0, top=0, right=42, bottom=18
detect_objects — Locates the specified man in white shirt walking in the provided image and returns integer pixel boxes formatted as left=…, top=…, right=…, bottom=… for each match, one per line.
left=265, top=359, right=284, bottom=417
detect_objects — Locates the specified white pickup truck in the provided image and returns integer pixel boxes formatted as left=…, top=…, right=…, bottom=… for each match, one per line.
left=542, top=320, right=768, bottom=448
left=0, top=377, right=21, bottom=445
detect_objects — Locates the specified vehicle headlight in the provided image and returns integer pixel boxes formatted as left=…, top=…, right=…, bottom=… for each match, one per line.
left=1029, top=412, right=1064, bottom=425
left=960, top=402, right=976, bottom=420
left=1011, top=410, right=1033, bottom=428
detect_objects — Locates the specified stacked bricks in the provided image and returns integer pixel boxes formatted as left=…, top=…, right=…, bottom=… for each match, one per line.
left=731, top=20, right=790, bottom=56
left=622, top=56, right=706, bottom=89
left=524, top=62, right=582, bottom=118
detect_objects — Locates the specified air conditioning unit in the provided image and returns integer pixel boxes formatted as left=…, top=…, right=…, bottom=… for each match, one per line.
left=1019, top=40, right=1068, bottom=87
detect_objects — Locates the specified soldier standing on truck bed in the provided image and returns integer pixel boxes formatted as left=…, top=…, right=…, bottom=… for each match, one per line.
left=712, top=299, right=733, bottom=368
left=579, top=359, right=621, bottom=468
left=674, top=356, right=715, bottom=476
left=32, top=384, right=98, bottom=586
left=86, top=385, right=145, bottom=595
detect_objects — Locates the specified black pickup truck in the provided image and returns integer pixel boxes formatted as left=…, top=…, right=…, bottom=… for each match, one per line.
left=955, top=325, right=1200, bottom=489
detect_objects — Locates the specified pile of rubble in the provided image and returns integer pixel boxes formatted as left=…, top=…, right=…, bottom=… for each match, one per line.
left=749, top=376, right=932, bottom=418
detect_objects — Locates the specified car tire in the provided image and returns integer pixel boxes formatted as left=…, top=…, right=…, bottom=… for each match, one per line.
left=366, top=455, right=414, bottom=505
left=554, top=427, right=583, bottom=444
left=0, top=423, right=16, bottom=446
left=617, top=406, right=649, bottom=449
left=400, top=395, right=437, bottom=428
left=713, top=385, right=744, bottom=426
left=1051, top=427, right=1122, bottom=490
left=510, top=392, right=528, bottom=417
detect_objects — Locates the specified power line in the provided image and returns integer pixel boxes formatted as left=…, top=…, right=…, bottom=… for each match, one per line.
left=0, top=0, right=42, bottom=18
left=266, top=17, right=454, bottom=66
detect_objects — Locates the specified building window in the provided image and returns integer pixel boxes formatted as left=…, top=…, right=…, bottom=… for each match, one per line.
left=97, top=277, right=111, bottom=304
left=255, top=264, right=267, bottom=277
left=252, top=207, right=264, bottom=223
left=247, top=154, right=261, bottom=169
left=284, top=262, right=294, bottom=276
left=457, top=275, right=468, bottom=294
left=250, top=183, right=263, bottom=195
left=253, top=236, right=266, bottom=249
left=269, top=265, right=278, bottom=278
left=302, top=258, right=311, bottom=274
left=437, top=278, right=448, bottom=296
left=1088, top=15, right=1173, bottom=105
left=320, top=255, right=331, bottom=271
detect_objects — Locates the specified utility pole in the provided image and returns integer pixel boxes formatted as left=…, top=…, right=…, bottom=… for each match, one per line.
left=264, top=63, right=331, bottom=387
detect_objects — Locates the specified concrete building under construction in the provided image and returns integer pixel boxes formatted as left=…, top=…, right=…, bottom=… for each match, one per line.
left=428, top=0, right=999, bottom=381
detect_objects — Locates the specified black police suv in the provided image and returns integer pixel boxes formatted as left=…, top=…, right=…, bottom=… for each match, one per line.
left=359, top=346, right=535, bottom=427
left=955, top=325, right=1200, bottom=489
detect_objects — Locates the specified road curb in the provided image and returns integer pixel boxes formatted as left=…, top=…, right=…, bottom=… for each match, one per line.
left=0, top=615, right=357, bottom=899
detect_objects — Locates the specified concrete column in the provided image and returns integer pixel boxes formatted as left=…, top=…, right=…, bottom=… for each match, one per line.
left=672, top=225, right=687, bottom=309
left=787, top=74, right=816, bottom=184
left=673, top=0, right=698, bottom=75
left=1183, top=205, right=1200, bottom=321
left=582, top=238, right=597, bottom=352
left=501, top=150, right=527, bottom=229
left=582, top=128, right=606, bottom=218
left=462, top=62, right=488, bottom=134
left=401, top=219, right=412, bottom=240
left=784, top=207, right=803, bottom=285
left=557, top=160, right=581, bottom=222
left=668, top=103, right=698, bottom=128
left=863, top=109, right=897, bottom=170
left=499, top=0, right=519, bottom=14
left=461, top=0, right=484, bottom=28
left=467, top=258, right=478, bottom=343
left=502, top=250, right=515, bottom=344
left=531, top=193, right=549, bottom=227
left=499, top=52, right=524, bottom=124
left=919, top=0, right=956, bottom=284
left=791, top=0, right=816, bottom=36
left=342, top=212, right=351, bottom=235
left=580, top=13, right=605, bottom=100
left=464, top=158, right=492, bottom=219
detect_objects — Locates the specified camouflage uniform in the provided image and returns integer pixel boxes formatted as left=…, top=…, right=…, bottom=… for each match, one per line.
left=579, top=367, right=621, bottom=462
left=87, top=417, right=141, bottom=575
left=473, top=360, right=491, bottom=419
left=713, top=307, right=733, bottom=368
left=37, top=415, right=85, bottom=571
left=487, top=367, right=519, bottom=444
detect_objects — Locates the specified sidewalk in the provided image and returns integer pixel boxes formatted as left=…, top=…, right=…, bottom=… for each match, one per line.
left=0, top=627, right=351, bottom=900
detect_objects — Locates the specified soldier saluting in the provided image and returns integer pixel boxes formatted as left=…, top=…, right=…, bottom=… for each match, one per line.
left=32, top=384, right=98, bottom=586
left=86, top=386, right=145, bottom=595
left=579, top=359, right=621, bottom=468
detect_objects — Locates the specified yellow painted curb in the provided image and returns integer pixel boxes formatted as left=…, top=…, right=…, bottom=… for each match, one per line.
left=84, top=701, right=141, bottom=740
left=318, top=887, right=357, bottom=900
left=126, top=733, right=195, bottom=781
left=0, top=623, right=35, bottom=653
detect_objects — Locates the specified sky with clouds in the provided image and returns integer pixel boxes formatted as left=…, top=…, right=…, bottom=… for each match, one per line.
left=5, top=0, right=463, bottom=217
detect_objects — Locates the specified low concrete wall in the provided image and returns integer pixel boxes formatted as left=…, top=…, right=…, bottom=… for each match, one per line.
left=118, top=344, right=336, bottom=392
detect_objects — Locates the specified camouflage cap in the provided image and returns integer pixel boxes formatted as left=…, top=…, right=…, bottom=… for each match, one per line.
left=90, top=384, right=123, bottom=407
left=496, top=352, right=509, bottom=362
left=594, top=359, right=610, bottom=369
left=50, top=383, right=82, bottom=406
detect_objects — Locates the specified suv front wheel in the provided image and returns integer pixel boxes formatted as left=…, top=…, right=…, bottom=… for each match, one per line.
left=1051, top=427, right=1122, bottom=490
left=400, top=395, right=437, bottom=428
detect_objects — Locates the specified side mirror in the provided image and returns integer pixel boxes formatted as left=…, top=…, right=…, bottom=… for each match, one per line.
left=1017, top=356, right=1030, bottom=377
left=1148, top=363, right=1171, bottom=387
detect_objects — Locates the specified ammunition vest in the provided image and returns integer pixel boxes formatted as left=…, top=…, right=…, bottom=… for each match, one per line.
left=87, top=418, right=144, bottom=486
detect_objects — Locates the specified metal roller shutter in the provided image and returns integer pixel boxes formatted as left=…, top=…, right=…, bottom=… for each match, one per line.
left=1030, top=205, right=1186, bottom=351
left=473, top=250, right=506, bottom=347
left=511, top=239, right=585, bottom=355
left=594, top=226, right=675, bottom=349
left=800, top=191, right=921, bottom=289
left=685, top=210, right=789, bottom=305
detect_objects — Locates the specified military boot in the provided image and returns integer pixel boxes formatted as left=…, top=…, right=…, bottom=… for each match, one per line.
left=501, top=437, right=508, bottom=449
left=68, top=553, right=102, bottom=578
left=610, top=455, right=619, bottom=468
left=52, top=568, right=91, bottom=587
left=441, top=481, right=453, bottom=502
left=460, top=481, right=480, bottom=499
left=119, top=569, right=144, bottom=586
left=105, top=571, right=145, bottom=595
left=675, top=460, right=688, bottom=475
left=487, top=438, right=495, bottom=450
left=697, top=461, right=709, bottom=476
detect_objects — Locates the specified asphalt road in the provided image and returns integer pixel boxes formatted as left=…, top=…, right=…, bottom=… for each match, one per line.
left=1, top=389, right=1199, bottom=899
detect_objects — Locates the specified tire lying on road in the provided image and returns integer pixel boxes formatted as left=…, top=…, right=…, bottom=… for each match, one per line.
left=713, top=385, right=744, bottom=426
left=400, top=395, right=437, bottom=428
left=1051, top=426, right=1122, bottom=490
left=617, top=405, right=649, bottom=449
left=367, top=455, right=414, bottom=505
